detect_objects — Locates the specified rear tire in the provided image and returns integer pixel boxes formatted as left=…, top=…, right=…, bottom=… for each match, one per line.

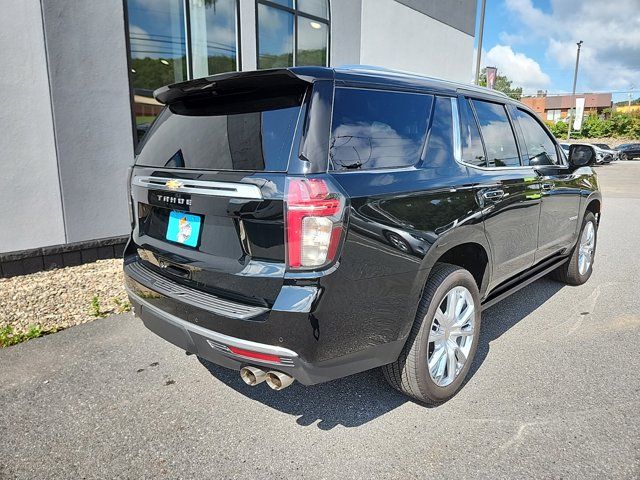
left=553, top=211, right=597, bottom=285
left=383, top=263, right=481, bottom=404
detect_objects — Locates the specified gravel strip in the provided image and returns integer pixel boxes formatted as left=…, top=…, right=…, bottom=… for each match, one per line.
left=0, top=259, right=128, bottom=336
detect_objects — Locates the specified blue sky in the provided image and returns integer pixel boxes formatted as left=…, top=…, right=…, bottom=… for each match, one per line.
left=475, top=0, right=640, bottom=102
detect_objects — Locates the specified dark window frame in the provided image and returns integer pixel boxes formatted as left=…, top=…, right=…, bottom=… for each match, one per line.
left=465, top=97, right=525, bottom=169
left=123, top=0, right=243, bottom=148
left=255, top=0, right=331, bottom=69
left=513, top=106, right=569, bottom=168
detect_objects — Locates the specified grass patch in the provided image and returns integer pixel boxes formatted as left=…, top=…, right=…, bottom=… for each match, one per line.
left=0, top=324, right=55, bottom=347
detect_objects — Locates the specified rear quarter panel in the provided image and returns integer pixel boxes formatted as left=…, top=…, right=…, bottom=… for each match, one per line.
left=325, top=159, right=488, bottom=350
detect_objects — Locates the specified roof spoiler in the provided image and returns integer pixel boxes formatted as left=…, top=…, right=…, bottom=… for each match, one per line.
left=154, top=67, right=332, bottom=105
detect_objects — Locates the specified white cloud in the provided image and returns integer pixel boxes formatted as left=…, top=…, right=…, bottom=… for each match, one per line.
left=504, top=0, right=640, bottom=92
left=485, top=45, right=551, bottom=93
left=498, top=31, right=525, bottom=45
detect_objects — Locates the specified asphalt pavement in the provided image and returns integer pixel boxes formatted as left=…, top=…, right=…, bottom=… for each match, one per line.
left=1, top=163, right=639, bottom=479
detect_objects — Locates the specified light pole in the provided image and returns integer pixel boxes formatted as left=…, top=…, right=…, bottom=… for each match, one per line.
left=566, top=40, right=583, bottom=140
left=474, top=0, right=487, bottom=85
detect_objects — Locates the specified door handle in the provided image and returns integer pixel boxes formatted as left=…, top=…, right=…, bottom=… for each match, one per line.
left=541, top=183, right=553, bottom=191
left=482, top=189, right=504, bottom=200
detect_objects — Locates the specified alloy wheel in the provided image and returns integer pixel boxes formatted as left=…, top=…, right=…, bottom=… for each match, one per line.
left=427, top=286, right=475, bottom=387
left=578, top=221, right=595, bottom=275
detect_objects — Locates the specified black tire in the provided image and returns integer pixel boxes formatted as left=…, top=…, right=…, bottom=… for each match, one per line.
left=553, top=211, right=597, bottom=285
left=383, top=263, right=482, bottom=404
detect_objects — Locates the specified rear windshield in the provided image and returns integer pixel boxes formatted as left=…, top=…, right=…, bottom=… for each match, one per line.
left=135, top=90, right=306, bottom=171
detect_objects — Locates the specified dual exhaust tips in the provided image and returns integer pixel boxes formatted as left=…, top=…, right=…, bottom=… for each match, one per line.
left=240, top=366, right=295, bottom=391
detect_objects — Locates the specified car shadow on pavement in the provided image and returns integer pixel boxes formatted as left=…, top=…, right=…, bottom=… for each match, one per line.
left=199, top=277, right=564, bottom=430
left=465, top=278, right=565, bottom=383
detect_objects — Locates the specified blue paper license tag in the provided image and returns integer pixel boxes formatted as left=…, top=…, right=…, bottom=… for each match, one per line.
left=166, top=211, right=201, bottom=248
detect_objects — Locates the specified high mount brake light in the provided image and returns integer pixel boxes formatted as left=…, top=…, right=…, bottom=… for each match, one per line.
left=285, top=178, right=345, bottom=269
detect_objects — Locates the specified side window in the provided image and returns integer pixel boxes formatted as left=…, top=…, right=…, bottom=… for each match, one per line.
left=514, top=109, right=559, bottom=166
left=329, top=88, right=433, bottom=171
left=424, top=96, right=455, bottom=167
left=459, top=98, right=486, bottom=167
left=471, top=100, right=520, bottom=167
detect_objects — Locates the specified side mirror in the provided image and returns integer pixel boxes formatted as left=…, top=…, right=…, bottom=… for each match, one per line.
left=568, top=144, right=595, bottom=167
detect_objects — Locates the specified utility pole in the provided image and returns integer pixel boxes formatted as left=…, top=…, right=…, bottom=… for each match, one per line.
left=566, top=40, right=583, bottom=140
left=474, top=0, right=487, bottom=85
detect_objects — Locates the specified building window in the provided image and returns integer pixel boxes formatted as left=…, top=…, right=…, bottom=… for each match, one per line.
left=126, top=0, right=239, bottom=141
left=189, top=0, right=239, bottom=78
left=546, top=109, right=561, bottom=122
left=256, top=0, right=329, bottom=69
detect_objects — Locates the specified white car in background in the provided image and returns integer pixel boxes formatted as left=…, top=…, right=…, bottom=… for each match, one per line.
left=560, top=143, right=610, bottom=164
left=593, top=143, right=621, bottom=161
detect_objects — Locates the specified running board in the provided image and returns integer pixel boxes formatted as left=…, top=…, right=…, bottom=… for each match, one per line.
left=481, top=256, right=569, bottom=311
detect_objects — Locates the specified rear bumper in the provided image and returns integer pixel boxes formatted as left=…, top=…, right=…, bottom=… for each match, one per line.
left=125, top=261, right=406, bottom=385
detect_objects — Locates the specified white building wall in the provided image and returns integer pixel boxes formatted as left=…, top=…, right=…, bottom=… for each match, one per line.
left=329, top=0, right=362, bottom=67
left=239, top=0, right=258, bottom=70
left=359, top=0, right=474, bottom=82
left=41, top=0, right=134, bottom=244
left=0, top=1, right=66, bottom=252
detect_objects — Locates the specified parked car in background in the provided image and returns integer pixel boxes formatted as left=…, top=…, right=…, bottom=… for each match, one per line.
left=617, top=143, right=640, bottom=160
left=561, top=143, right=609, bottom=164
left=593, top=143, right=620, bottom=161
left=124, top=66, right=602, bottom=404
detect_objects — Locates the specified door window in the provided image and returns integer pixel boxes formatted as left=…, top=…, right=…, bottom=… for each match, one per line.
left=471, top=100, right=520, bottom=167
left=459, top=98, right=486, bottom=167
left=514, top=109, right=559, bottom=166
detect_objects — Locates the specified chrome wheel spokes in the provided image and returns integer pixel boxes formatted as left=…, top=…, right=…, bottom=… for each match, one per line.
left=578, top=221, right=595, bottom=276
left=427, top=286, right=475, bottom=387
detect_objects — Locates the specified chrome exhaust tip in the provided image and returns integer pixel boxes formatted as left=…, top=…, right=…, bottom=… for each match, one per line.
left=240, top=366, right=267, bottom=386
left=265, top=371, right=295, bottom=391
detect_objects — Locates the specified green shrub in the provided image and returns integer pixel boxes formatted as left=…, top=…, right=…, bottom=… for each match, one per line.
left=548, top=112, right=640, bottom=140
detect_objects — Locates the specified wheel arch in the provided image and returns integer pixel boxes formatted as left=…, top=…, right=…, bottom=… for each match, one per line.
left=402, top=225, right=492, bottom=339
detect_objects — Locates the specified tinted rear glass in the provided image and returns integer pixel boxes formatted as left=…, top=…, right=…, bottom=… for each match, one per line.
left=329, top=88, right=433, bottom=171
left=135, top=91, right=305, bottom=171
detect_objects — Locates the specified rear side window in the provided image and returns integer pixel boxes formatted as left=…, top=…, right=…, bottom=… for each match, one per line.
left=472, top=100, right=520, bottom=167
left=135, top=90, right=305, bottom=171
left=329, top=88, right=433, bottom=171
left=513, top=109, right=559, bottom=166
left=424, top=96, right=455, bottom=167
left=459, top=98, right=486, bottom=167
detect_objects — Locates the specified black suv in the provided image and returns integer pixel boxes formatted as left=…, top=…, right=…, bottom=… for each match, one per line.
left=124, top=67, right=601, bottom=404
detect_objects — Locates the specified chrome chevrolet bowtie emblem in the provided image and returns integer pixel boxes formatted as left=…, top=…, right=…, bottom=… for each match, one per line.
left=165, top=179, right=183, bottom=190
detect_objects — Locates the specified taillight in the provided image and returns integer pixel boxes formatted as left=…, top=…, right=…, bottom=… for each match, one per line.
left=285, top=177, right=346, bottom=269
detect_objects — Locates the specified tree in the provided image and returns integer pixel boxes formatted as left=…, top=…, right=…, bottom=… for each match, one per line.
left=478, top=68, right=523, bottom=99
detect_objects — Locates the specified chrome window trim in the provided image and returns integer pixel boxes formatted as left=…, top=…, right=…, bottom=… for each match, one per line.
left=132, top=176, right=263, bottom=199
left=451, top=97, right=462, bottom=163
left=452, top=97, right=539, bottom=172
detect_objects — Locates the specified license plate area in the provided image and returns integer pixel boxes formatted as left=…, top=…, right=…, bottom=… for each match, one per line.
left=165, top=210, right=203, bottom=248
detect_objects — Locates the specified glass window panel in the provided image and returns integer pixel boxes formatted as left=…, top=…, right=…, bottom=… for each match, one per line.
left=190, top=0, right=238, bottom=78
left=459, top=99, right=486, bottom=167
left=269, top=0, right=294, bottom=8
left=257, top=4, right=294, bottom=69
left=128, top=0, right=187, bottom=140
left=425, top=96, right=455, bottom=168
left=471, top=100, right=520, bottom=167
left=514, top=109, right=559, bottom=166
left=297, top=0, right=328, bottom=19
left=135, top=90, right=305, bottom=171
left=330, top=88, right=433, bottom=171
left=296, top=17, right=328, bottom=66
